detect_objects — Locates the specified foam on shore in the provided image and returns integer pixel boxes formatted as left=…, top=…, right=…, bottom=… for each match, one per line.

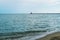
left=36, top=31, right=60, bottom=40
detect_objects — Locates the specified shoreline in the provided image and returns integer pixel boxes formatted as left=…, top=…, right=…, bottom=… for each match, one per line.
left=36, top=32, right=60, bottom=40
left=0, top=30, right=46, bottom=40
left=0, top=31, right=59, bottom=40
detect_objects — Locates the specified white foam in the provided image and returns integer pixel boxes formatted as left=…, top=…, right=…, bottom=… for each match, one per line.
left=20, top=31, right=58, bottom=40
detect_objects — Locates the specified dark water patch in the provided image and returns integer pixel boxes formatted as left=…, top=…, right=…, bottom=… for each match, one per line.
left=0, top=30, right=47, bottom=36
left=0, top=30, right=47, bottom=40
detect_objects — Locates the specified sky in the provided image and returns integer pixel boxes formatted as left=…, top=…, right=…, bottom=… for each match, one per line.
left=0, top=0, right=60, bottom=13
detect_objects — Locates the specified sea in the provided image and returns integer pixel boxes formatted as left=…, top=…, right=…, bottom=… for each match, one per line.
left=0, top=13, right=60, bottom=40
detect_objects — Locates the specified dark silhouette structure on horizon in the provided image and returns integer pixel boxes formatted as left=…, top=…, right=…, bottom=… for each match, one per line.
left=30, top=12, right=32, bottom=14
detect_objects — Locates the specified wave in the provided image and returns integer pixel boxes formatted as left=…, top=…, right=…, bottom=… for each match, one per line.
left=0, top=30, right=47, bottom=40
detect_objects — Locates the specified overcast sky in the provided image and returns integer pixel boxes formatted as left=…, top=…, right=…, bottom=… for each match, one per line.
left=0, top=0, right=60, bottom=13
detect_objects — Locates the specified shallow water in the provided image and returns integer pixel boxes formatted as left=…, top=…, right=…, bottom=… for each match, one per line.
left=0, top=13, right=60, bottom=40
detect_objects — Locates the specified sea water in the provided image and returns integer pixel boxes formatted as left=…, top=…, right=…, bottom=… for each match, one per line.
left=0, top=13, right=60, bottom=40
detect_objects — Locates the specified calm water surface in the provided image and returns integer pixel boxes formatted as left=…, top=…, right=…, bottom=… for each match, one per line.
left=0, top=13, right=60, bottom=33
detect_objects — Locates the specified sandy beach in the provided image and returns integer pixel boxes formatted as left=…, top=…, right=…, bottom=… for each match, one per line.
left=36, top=32, right=60, bottom=40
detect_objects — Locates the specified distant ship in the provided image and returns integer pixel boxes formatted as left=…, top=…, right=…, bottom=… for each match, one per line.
left=30, top=12, right=32, bottom=14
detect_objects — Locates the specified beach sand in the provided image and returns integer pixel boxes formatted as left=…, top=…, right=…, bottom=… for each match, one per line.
left=36, top=32, right=60, bottom=40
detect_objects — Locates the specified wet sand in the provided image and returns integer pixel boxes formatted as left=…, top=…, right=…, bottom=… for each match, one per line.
left=36, top=32, right=60, bottom=40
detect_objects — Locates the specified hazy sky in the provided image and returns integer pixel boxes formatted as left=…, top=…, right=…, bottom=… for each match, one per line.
left=0, top=0, right=60, bottom=13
